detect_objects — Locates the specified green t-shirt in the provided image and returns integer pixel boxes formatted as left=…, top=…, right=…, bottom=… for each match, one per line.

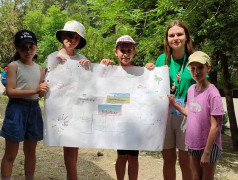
left=155, top=53, right=195, bottom=101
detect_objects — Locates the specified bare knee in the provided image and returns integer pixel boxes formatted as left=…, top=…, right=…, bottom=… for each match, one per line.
left=23, top=140, right=37, bottom=158
left=24, top=148, right=36, bottom=160
left=162, top=150, right=177, bottom=167
left=116, top=155, right=128, bottom=164
left=128, top=156, right=138, bottom=166
left=179, top=158, right=190, bottom=169
left=3, top=153, right=17, bottom=164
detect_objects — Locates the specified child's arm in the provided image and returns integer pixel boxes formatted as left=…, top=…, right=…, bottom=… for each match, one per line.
left=100, top=59, right=114, bottom=65
left=6, top=62, right=49, bottom=98
left=39, top=66, right=49, bottom=98
left=168, top=95, right=188, bottom=116
left=200, top=115, right=220, bottom=167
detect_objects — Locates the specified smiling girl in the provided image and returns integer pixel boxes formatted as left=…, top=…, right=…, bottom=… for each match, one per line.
left=168, top=51, right=224, bottom=180
left=146, top=20, right=194, bottom=180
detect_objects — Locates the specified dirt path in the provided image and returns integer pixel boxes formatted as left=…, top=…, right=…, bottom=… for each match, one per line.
left=0, top=134, right=238, bottom=180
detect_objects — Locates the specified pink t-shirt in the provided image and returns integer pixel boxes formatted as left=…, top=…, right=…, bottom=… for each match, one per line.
left=186, top=84, right=224, bottom=150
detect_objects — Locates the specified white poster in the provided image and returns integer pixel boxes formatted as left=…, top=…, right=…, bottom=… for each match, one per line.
left=44, top=57, right=170, bottom=151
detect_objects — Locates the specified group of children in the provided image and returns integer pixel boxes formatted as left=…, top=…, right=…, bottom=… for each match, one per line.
left=0, top=20, right=224, bottom=180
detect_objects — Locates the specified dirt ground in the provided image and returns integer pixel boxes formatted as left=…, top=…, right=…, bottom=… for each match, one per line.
left=0, top=96, right=238, bottom=179
left=0, top=136, right=238, bottom=180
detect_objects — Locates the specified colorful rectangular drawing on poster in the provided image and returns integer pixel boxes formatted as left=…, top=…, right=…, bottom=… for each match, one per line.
left=98, top=104, right=122, bottom=115
left=107, top=93, right=130, bottom=104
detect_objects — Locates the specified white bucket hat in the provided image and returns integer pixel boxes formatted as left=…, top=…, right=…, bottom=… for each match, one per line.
left=56, top=20, right=86, bottom=49
left=115, top=35, right=136, bottom=47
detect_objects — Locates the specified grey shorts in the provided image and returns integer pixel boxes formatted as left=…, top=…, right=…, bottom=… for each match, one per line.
left=163, top=107, right=188, bottom=151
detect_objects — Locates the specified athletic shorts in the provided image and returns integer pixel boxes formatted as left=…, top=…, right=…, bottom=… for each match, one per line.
left=188, top=144, right=222, bottom=163
left=117, top=150, right=139, bottom=156
left=0, top=98, right=43, bottom=142
left=163, top=107, right=188, bottom=151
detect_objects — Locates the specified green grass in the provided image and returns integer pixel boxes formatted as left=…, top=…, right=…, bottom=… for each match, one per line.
left=0, top=95, right=8, bottom=119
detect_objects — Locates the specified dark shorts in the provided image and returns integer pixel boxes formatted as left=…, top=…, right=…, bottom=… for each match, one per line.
left=0, top=98, right=43, bottom=142
left=117, top=150, right=139, bottom=156
left=188, top=144, right=222, bottom=163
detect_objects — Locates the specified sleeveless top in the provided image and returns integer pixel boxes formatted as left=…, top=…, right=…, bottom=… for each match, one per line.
left=14, top=60, right=41, bottom=100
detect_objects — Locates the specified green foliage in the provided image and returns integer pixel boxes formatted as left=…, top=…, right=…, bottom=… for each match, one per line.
left=0, top=0, right=24, bottom=66
left=0, top=0, right=237, bottom=81
left=181, top=0, right=238, bottom=88
left=23, top=3, right=68, bottom=64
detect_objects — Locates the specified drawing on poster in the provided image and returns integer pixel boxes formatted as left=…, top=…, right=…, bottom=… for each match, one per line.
left=77, top=94, right=96, bottom=104
left=52, top=114, right=70, bottom=132
left=56, top=83, right=64, bottom=89
left=98, top=104, right=122, bottom=115
left=44, top=61, right=170, bottom=151
left=154, top=75, right=163, bottom=84
left=127, top=75, right=136, bottom=78
left=107, top=93, right=130, bottom=104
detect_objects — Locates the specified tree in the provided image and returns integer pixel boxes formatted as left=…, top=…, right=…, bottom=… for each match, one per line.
left=0, top=0, right=25, bottom=66
left=182, top=0, right=238, bottom=150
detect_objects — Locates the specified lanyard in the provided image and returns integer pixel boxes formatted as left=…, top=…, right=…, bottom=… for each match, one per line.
left=170, top=54, right=187, bottom=95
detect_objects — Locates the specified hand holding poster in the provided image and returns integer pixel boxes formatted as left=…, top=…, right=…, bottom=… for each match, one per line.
left=44, top=57, right=170, bottom=151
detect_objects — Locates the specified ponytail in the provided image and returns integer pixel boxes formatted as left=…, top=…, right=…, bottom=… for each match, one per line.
left=13, top=52, right=20, bottom=61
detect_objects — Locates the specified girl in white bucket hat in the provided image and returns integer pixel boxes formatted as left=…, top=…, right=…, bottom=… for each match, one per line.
left=44, top=20, right=91, bottom=180
left=56, top=20, right=86, bottom=49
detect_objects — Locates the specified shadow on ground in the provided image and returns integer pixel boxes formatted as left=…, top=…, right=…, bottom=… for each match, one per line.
left=0, top=95, right=114, bottom=180
left=0, top=136, right=114, bottom=180
left=217, top=134, right=238, bottom=170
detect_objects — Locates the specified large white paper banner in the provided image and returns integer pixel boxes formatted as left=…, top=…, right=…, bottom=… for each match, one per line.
left=44, top=57, right=170, bottom=151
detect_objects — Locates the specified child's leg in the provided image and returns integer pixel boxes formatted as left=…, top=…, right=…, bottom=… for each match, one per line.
left=1, top=140, right=19, bottom=177
left=23, top=139, right=37, bottom=180
left=63, top=147, right=78, bottom=180
left=190, top=155, right=202, bottom=180
left=127, top=155, right=139, bottom=180
left=202, top=162, right=217, bottom=180
left=161, top=148, right=177, bottom=180
left=115, top=154, right=128, bottom=180
left=178, top=149, right=193, bottom=180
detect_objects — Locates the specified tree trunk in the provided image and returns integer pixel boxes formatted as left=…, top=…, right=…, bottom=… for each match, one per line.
left=219, top=51, right=238, bottom=150
left=209, top=52, right=219, bottom=85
